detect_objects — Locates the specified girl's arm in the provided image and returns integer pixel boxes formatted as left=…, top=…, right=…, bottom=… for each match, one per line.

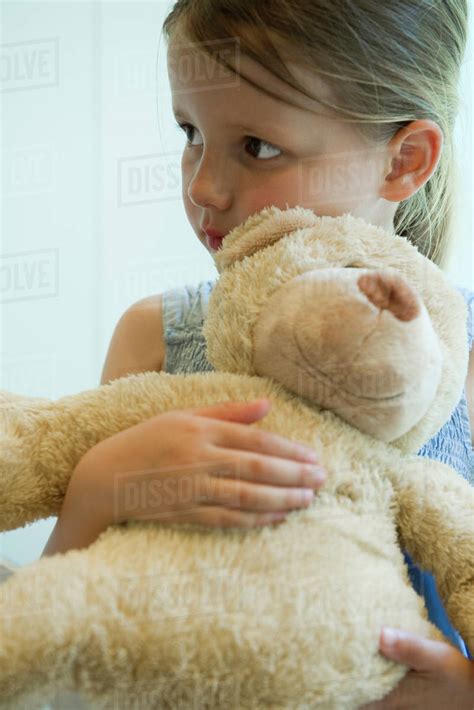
left=41, top=483, right=111, bottom=557
left=40, top=400, right=325, bottom=557
left=42, top=295, right=167, bottom=556
left=100, top=294, right=165, bottom=385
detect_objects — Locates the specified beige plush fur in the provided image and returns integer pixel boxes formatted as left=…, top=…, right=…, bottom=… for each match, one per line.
left=0, top=207, right=472, bottom=709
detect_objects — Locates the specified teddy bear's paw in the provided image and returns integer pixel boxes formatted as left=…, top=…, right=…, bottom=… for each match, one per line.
left=0, top=392, right=63, bottom=531
left=357, top=272, right=420, bottom=322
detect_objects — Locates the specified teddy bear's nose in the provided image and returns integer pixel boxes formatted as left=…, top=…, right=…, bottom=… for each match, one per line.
left=357, top=272, right=420, bottom=322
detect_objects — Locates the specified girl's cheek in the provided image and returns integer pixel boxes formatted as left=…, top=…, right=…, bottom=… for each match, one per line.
left=245, top=183, right=302, bottom=216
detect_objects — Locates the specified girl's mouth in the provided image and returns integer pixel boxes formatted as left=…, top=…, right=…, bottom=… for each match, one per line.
left=207, top=235, right=225, bottom=251
left=202, top=228, right=226, bottom=251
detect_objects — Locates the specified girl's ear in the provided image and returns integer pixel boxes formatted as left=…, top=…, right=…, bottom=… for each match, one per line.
left=380, top=119, right=444, bottom=203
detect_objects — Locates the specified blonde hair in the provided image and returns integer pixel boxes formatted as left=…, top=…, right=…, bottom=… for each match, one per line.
left=163, top=0, right=468, bottom=266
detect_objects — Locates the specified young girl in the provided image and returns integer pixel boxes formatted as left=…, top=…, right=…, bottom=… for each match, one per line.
left=43, top=1, right=474, bottom=706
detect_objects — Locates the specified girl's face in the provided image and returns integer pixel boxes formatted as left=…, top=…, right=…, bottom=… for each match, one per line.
left=167, top=37, right=396, bottom=256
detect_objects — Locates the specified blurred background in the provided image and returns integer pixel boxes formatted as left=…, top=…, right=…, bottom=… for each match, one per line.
left=1, top=1, right=473, bottom=567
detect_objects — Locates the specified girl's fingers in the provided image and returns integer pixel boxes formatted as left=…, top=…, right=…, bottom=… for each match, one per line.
left=379, top=628, right=458, bottom=673
left=189, top=399, right=321, bottom=463
left=198, top=466, right=317, bottom=513
left=209, top=419, right=322, bottom=464
left=207, top=447, right=326, bottom=491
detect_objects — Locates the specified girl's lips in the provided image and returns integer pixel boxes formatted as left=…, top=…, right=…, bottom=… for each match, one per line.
left=206, top=234, right=225, bottom=251
left=204, top=227, right=225, bottom=238
left=202, top=228, right=226, bottom=251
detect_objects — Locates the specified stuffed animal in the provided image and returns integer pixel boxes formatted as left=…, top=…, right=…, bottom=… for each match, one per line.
left=0, top=206, right=472, bottom=709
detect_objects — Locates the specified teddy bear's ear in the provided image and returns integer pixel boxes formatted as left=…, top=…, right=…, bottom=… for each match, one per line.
left=214, top=205, right=319, bottom=273
left=253, top=268, right=443, bottom=442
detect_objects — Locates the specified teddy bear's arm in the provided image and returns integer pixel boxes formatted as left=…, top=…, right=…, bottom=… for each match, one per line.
left=390, top=457, right=474, bottom=650
left=0, top=373, right=179, bottom=532
left=0, top=370, right=270, bottom=533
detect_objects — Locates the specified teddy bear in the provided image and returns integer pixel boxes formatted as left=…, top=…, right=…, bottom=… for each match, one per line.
left=0, top=206, right=472, bottom=710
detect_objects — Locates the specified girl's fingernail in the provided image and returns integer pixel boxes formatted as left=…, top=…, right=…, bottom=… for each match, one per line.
left=381, top=627, right=399, bottom=647
left=302, top=449, right=319, bottom=462
left=311, top=467, right=326, bottom=484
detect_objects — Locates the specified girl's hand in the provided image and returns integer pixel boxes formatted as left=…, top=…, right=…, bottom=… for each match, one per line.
left=361, top=628, right=474, bottom=709
left=68, top=397, right=326, bottom=530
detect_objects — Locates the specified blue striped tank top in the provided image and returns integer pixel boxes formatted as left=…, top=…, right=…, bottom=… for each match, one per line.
left=162, top=279, right=474, bottom=658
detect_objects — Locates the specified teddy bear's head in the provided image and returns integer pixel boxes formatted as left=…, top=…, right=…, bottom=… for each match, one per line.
left=202, top=206, right=468, bottom=453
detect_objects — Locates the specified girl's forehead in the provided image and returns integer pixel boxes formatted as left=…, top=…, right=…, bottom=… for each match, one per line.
left=167, top=37, right=335, bottom=117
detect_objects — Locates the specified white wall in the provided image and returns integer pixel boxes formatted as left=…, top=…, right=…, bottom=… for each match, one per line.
left=1, top=1, right=472, bottom=565
left=447, top=0, right=474, bottom=288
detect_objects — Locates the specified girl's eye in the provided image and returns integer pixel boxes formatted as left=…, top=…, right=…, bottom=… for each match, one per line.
left=245, top=137, right=282, bottom=161
left=175, top=122, right=281, bottom=161
left=176, top=122, right=203, bottom=147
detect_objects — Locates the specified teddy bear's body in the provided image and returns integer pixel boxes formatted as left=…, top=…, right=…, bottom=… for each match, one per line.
left=0, top=207, right=472, bottom=709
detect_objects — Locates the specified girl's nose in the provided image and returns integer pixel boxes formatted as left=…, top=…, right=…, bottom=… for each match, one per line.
left=187, top=152, right=232, bottom=210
